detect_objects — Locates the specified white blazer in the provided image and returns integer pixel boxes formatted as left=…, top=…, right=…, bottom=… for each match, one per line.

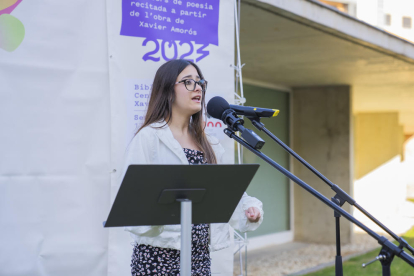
left=121, top=121, right=264, bottom=251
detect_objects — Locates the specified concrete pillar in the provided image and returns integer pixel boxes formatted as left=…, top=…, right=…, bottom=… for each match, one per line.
left=292, top=86, right=352, bottom=244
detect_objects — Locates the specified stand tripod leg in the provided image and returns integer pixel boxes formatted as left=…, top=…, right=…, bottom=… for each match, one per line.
left=180, top=199, right=192, bottom=276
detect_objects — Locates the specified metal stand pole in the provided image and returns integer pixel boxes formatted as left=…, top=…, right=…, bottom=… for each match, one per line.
left=334, top=214, right=343, bottom=276
left=382, top=262, right=392, bottom=276
left=248, top=118, right=414, bottom=256
left=223, top=127, right=414, bottom=269
left=332, top=197, right=343, bottom=276
left=379, top=247, right=395, bottom=276
left=245, top=232, right=248, bottom=276
left=179, top=199, right=192, bottom=276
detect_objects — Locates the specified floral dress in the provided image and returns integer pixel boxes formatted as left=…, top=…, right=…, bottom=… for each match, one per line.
left=131, top=148, right=211, bottom=276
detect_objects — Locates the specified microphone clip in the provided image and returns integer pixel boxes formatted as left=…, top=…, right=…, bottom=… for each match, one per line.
left=221, top=110, right=265, bottom=150
left=220, top=109, right=244, bottom=131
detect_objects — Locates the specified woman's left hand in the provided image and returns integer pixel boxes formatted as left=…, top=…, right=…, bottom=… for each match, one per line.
left=245, top=207, right=261, bottom=223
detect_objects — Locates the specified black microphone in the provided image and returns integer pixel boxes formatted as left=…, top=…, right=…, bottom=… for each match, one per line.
left=207, top=96, right=265, bottom=150
left=229, top=104, right=279, bottom=118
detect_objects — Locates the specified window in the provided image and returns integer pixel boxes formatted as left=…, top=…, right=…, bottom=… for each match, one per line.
left=385, top=14, right=391, bottom=26
left=403, top=16, right=412, bottom=29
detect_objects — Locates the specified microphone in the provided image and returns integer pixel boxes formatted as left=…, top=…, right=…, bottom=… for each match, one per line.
left=207, top=96, right=265, bottom=150
left=229, top=104, right=279, bottom=118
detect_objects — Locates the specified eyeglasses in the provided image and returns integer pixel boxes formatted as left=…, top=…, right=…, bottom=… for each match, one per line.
left=175, top=79, right=208, bottom=92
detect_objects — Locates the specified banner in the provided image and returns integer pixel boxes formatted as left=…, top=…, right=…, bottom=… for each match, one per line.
left=0, top=1, right=110, bottom=275
left=106, top=0, right=235, bottom=274
left=0, top=0, right=235, bottom=275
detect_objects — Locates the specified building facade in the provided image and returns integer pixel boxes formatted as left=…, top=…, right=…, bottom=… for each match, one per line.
left=238, top=0, right=414, bottom=247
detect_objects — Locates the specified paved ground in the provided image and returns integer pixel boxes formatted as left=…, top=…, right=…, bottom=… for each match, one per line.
left=233, top=200, right=414, bottom=276
left=233, top=233, right=382, bottom=276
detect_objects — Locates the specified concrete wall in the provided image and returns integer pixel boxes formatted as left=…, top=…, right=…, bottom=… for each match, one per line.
left=292, top=86, right=352, bottom=244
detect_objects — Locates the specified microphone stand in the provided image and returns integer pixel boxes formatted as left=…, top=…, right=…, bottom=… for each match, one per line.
left=223, top=127, right=414, bottom=275
left=245, top=117, right=414, bottom=274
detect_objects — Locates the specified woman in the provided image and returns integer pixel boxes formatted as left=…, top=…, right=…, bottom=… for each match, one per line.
left=121, top=59, right=264, bottom=275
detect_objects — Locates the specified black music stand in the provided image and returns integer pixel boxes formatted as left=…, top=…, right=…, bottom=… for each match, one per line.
left=104, top=164, right=259, bottom=276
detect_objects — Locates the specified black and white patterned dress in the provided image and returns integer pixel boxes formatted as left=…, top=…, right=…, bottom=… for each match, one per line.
left=131, top=148, right=211, bottom=276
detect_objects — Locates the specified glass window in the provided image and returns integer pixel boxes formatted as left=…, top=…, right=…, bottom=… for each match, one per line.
left=385, top=14, right=391, bottom=26
left=403, top=16, right=412, bottom=29
left=237, top=84, right=291, bottom=237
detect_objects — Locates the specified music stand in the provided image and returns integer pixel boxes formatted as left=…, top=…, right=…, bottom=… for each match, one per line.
left=104, top=164, right=259, bottom=276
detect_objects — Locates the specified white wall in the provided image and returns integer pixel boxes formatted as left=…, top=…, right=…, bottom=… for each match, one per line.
left=357, top=0, right=414, bottom=42
left=405, top=136, right=414, bottom=198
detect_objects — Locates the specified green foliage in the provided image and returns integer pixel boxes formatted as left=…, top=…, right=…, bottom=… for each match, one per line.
left=305, top=226, right=414, bottom=275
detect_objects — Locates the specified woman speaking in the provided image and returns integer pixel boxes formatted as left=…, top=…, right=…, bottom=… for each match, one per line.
left=121, top=59, right=264, bottom=275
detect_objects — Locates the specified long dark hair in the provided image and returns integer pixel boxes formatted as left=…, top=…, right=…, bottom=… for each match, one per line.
left=137, top=59, right=217, bottom=164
